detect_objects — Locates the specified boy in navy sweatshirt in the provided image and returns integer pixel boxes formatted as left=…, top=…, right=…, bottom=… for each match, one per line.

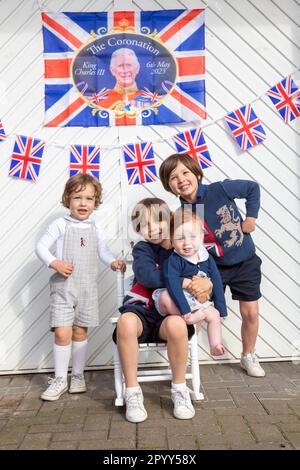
left=152, top=208, right=226, bottom=356
left=159, top=154, right=265, bottom=377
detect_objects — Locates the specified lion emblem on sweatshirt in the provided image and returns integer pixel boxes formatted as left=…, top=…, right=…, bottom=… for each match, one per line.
left=215, top=205, right=244, bottom=247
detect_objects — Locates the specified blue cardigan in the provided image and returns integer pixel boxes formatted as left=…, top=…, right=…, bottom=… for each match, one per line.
left=163, top=251, right=227, bottom=317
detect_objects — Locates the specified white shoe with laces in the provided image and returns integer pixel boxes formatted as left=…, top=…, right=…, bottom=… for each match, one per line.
left=41, top=376, right=68, bottom=401
left=125, top=388, right=148, bottom=423
left=240, top=351, right=266, bottom=377
left=69, top=373, right=87, bottom=393
left=171, top=388, right=195, bottom=420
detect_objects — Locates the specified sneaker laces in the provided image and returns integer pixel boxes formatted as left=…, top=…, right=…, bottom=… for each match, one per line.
left=126, top=391, right=144, bottom=410
left=71, top=374, right=84, bottom=385
left=172, top=389, right=191, bottom=408
left=46, top=376, right=65, bottom=391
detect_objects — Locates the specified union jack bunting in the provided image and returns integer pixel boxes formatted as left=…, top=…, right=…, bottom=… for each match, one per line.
left=123, top=141, right=157, bottom=185
left=225, top=104, right=267, bottom=151
left=8, top=135, right=45, bottom=181
left=266, top=75, right=300, bottom=123
left=0, top=119, right=7, bottom=142
left=204, top=222, right=223, bottom=258
left=70, top=144, right=100, bottom=179
left=41, top=9, right=206, bottom=127
left=173, top=127, right=212, bottom=169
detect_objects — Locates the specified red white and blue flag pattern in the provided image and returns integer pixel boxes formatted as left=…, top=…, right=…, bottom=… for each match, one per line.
left=70, top=144, right=100, bottom=179
left=123, top=141, right=157, bottom=185
left=8, top=135, right=45, bottom=181
left=173, top=127, right=212, bottom=169
left=225, top=104, right=267, bottom=151
left=41, top=9, right=206, bottom=127
left=266, top=75, right=300, bottom=123
left=0, top=119, right=7, bottom=142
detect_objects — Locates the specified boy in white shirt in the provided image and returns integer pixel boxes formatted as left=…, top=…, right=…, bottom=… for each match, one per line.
left=36, top=173, right=125, bottom=400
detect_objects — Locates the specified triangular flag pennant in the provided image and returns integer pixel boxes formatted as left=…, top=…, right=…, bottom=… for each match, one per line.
left=0, top=119, right=7, bottom=142
left=123, top=141, right=157, bottom=185
left=8, top=135, right=45, bottom=181
left=173, top=127, right=213, bottom=169
left=225, top=104, right=267, bottom=151
left=266, top=75, right=300, bottom=123
left=70, top=144, right=100, bottom=179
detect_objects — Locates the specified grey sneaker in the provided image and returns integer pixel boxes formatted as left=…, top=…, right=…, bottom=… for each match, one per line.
left=41, top=377, right=68, bottom=401
left=69, top=374, right=87, bottom=393
left=171, top=388, right=195, bottom=419
left=125, top=388, right=148, bottom=423
left=240, top=351, right=266, bottom=377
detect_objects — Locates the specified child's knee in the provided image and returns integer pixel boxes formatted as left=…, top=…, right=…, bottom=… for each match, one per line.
left=54, top=328, right=72, bottom=345
left=117, top=313, right=142, bottom=338
left=72, top=325, right=87, bottom=341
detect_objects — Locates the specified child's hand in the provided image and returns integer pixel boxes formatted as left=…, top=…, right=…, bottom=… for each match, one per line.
left=241, top=217, right=256, bottom=233
left=111, top=259, right=126, bottom=272
left=50, top=260, right=73, bottom=277
left=183, top=312, right=192, bottom=323
left=187, top=276, right=213, bottom=303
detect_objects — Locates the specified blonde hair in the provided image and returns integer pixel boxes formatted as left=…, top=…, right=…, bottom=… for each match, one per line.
left=61, top=174, right=102, bottom=209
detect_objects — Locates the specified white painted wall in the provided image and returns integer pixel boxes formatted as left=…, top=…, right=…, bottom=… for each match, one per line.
left=0, top=0, right=299, bottom=373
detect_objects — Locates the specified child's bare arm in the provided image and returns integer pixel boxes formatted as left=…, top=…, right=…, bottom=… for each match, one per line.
left=50, top=260, right=73, bottom=277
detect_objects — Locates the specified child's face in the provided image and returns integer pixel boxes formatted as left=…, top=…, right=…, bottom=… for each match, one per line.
left=139, top=209, right=169, bottom=245
left=168, top=162, right=199, bottom=201
left=69, top=183, right=96, bottom=221
left=172, top=221, right=203, bottom=257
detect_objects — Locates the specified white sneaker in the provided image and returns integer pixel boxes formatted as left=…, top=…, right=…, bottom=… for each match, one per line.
left=171, top=388, right=195, bottom=420
left=69, top=373, right=87, bottom=393
left=240, top=352, right=266, bottom=377
left=125, top=388, right=148, bottom=423
left=41, top=376, right=68, bottom=401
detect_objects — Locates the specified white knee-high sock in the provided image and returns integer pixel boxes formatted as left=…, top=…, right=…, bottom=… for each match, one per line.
left=54, top=343, right=71, bottom=381
left=72, top=339, right=88, bottom=375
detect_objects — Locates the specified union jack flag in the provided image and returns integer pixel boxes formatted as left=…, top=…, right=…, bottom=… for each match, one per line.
left=266, top=75, right=300, bottom=123
left=0, top=119, right=7, bottom=142
left=123, top=141, right=157, bottom=185
left=70, top=144, right=100, bottom=179
left=8, top=135, right=45, bottom=181
left=173, top=127, right=212, bottom=169
left=41, top=9, right=206, bottom=127
left=225, top=104, right=267, bottom=151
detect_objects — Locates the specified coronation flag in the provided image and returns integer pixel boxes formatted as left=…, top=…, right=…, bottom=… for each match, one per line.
left=173, top=127, right=212, bottom=169
left=70, top=144, right=100, bottom=179
left=8, top=135, right=45, bottom=181
left=0, top=119, right=7, bottom=142
left=266, top=75, right=300, bottom=123
left=41, top=9, right=206, bottom=127
left=225, top=104, right=267, bottom=151
left=123, top=141, right=157, bottom=185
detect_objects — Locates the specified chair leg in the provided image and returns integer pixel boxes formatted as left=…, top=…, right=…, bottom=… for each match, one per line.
left=113, top=343, right=125, bottom=406
left=189, top=332, right=204, bottom=401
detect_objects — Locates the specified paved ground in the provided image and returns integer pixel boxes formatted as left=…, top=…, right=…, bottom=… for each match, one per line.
left=0, top=362, right=300, bottom=450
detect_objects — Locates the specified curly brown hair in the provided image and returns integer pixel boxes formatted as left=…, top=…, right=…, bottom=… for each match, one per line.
left=61, top=174, right=102, bottom=208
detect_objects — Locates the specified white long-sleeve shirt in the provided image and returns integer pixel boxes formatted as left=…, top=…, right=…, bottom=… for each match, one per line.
left=35, top=215, right=115, bottom=268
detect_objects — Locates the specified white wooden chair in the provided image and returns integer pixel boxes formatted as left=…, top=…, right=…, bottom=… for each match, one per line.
left=111, top=271, right=204, bottom=406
